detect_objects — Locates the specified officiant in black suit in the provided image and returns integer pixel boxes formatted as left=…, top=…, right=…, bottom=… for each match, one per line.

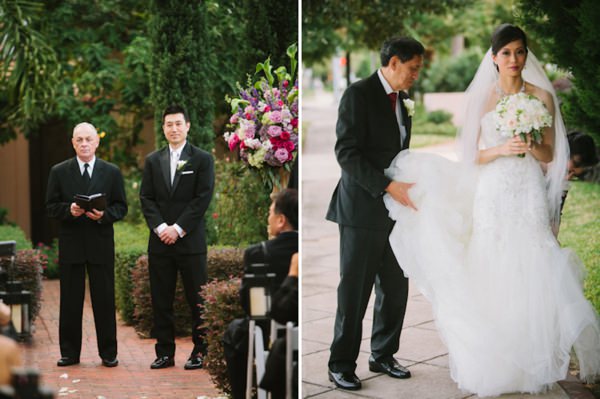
left=46, top=122, right=127, bottom=368
left=325, top=37, right=425, bottom=390
left=140, top=105, right=215, bottom=370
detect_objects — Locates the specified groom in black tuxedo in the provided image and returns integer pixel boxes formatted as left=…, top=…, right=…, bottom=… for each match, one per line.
left=140, top=105, right=215, bottom=370
left=326, top=37, right=424, bottom=390
left=46, top=122, right=127, bottom=367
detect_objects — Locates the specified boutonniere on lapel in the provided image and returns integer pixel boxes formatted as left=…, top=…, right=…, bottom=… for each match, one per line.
left=176, top=160, right=188, bottom=172
left=403, top=98, right=415, bottom=117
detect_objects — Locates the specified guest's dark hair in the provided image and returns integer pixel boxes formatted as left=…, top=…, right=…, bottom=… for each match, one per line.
left=568, top=131, right=599, bottom=166
left=162, top=105, right=189, bottom=123
left=491, top=24, right=528, bottom=55
left=380, top=37, right=425, bottom=66
left=274, top=188, right=298, bottom=230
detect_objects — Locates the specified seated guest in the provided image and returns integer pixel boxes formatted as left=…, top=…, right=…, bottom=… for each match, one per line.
left=223, top=188, right=298, bottom=399
left=259, top=253, right=299, bottom=399
left=0, top=302, right=22, bottom=385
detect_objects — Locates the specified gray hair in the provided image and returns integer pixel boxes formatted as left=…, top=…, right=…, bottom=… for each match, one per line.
left=73, top=122, right=98, bottom=136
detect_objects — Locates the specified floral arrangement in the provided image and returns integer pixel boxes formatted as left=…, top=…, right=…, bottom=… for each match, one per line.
left=494, top=92, right=552, bottom=157
left=224, top=44, right=298, bottom=189
left=403, top=98, right=415, bottom=117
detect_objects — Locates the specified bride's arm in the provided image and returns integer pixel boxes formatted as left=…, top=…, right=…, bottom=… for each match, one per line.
left=477, top=136, right=529, bottom=164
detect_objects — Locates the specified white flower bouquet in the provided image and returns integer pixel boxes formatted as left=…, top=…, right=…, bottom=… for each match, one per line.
left=493, top=92, right=552, bottom=157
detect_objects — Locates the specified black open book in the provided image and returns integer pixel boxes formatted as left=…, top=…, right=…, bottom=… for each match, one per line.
left=74, top=193, right=107, bottom=211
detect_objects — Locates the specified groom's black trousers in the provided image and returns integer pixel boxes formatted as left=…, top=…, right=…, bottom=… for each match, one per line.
left=329, top=224, right=409, bottom=373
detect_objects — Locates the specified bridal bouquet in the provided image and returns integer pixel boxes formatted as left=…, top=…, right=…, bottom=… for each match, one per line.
left=224, top=44, right=298, bottom=189
left=494, top=92, right=552, bottom=157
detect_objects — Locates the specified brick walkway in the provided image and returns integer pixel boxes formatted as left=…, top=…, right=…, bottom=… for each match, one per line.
left=19, top=279, right=221, bottom=399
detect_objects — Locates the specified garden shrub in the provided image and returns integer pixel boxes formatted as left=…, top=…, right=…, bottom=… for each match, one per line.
left=36, top=239, right=59, bottom=279
left=426, top=109, right=453, bottom=125
left=212, top=158, right=270, bottom=246
left=0, top=249, right=45, bottom=326
left=129, top=246, right=244, bottom=338
left=0, top=225, right=31, bottom=250
left=201, top=277, right=245, bottom=396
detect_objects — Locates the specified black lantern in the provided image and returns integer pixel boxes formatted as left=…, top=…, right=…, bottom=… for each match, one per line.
left=0, top=241, right=32, bottom=341
left=242, top=263, right=277, bottom=319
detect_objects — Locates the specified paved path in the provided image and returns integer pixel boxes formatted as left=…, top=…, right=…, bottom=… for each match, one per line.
left=301, top=90, right=585, bottom=399
left=20, top=280, right=221, bottom=399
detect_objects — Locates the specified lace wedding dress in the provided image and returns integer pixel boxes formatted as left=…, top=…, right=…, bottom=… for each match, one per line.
left=384, top=111, right=600, bottom=397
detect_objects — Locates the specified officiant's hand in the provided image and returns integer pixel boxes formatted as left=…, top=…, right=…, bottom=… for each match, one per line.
left=386, top=181, right=418, bottom=211
left=70, top=202, right=85, bottom=217
left=85, top=209, right=104, bottom=221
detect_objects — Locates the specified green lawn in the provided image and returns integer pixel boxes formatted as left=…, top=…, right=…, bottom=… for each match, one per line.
left=558, top=181, right=600, bottom=313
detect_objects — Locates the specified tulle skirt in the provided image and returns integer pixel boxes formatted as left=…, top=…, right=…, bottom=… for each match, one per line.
left=384, top=150, right=600, bottom=397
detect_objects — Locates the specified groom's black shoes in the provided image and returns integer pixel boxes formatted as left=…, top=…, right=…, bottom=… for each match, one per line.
left=328, top=369, right=362, bottom=390
left=368, top=355, right=411, bottom=379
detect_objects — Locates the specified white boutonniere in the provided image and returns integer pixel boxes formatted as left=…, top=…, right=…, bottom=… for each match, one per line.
left=176, top=160, right=188, bottom=171
left=403, top=98, right=415, bottom=117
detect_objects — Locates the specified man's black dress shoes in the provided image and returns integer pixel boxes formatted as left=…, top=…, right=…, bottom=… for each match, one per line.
left=102, top=358, right=119, bottom=367
left=368, top=355, right=411, bottom=379
left=57, top=357, right=80, bottom=367
left=328, top=369, right=362, bottom=390
left=184, top=356, right=203, bottom=370
left=150, top=356, right=175, bottom=369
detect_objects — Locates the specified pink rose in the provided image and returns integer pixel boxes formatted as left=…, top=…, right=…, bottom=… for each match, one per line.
left=229, top=114, right=239, bottom=124
left=269, top=111, right=282, bottom=123
left=284, top=141, right=295, bottom=152
left=274, top=148, right=289, bottom=163
left=228, top=134, right=240, bottom=151
left=280, top=131, right=290, bottom=140
left=267, top=125, right=282, bottom=137
left=245, top=113, right=253, bottom=120
left=291, top=118, right=298, bottom=128
left=264, top=105, right=271, bottom=112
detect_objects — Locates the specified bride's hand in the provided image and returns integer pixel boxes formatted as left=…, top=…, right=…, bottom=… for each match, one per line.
left=499, top=136, right=529, bottom=157
left=386, top=180, right=418, bottom=211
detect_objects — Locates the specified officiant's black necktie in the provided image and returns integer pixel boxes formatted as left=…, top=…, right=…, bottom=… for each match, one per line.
left=83, top=163, right=91, bottom=187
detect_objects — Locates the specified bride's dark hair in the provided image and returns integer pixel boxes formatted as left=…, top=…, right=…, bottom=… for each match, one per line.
left=491, top=24, right=528, bottom=55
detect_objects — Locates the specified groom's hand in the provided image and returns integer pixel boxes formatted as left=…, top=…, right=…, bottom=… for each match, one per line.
left=386, top=181, right=418, bottom=211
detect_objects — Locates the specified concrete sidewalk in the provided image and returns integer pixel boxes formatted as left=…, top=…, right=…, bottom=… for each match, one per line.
left=300, top=90, right=581, bottom=399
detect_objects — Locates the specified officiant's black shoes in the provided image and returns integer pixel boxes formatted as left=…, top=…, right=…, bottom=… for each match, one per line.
left=368, top=355, right=411, bottom=379
left=150, top=356, right=175, bottom=369
left=184, top=355, right=203, bottom=370
left=57, top=357, right=80, bottom=367
left=101, top=358, right=119, bottom=367
left=328, top=369, right=362, bottom=390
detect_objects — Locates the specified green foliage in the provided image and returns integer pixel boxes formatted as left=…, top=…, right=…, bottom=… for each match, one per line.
left=0, top=208, right=13, bottom=226
left=212, top=159, right=270, bottom=246
left=122, top=171, right=145, bottom=225
left=426, top=110, right=454, bottom=125
left=558, top=181, right=600, bottom=313
left=421, top=48, right=483, bottom=93
left=0, top=225, right=31, bottom=250
left=35, top=240, right=59, bottom=279
left=113, top=222, right=148, bottom=323
left=302, top=0, right=471, bottom=64
left=0, top=249, right=44, bottom=325
left=149, top=1, right=216, bottom=151
left=0, top=0, right=61, bottom=142
left=517, top=0, right=600, bottom=142
left=201, top=277, right=245, bottom=396
left=127, top=247, right=244, bottom=338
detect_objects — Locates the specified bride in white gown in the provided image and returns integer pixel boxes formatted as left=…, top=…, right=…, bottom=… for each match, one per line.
left=384, top=24, right=600, bottom=397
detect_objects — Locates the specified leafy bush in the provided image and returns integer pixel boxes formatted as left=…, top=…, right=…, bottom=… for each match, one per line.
left=113, top=223, right=148, bottom=324
left=128, top=246, right=244, bottom=338
left=0, top=208, right=14, bottom=226
left=0, top=225, right=31, bottom=250
left=426, top=109, right=453, bottom=125
left=421, top=48, right=483, bottom=93
left=201, top=277, right=245, bottom=396
left=35, top=240, right=59, bottom=279
left=0, top=249, right=45, bottom=326
left=212, top=158, right=270, bottom=246
left=122, top=171, right=145, bottom=225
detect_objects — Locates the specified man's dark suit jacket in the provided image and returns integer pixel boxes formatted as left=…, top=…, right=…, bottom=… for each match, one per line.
left=140, top=142, right=214, bottom=254
left=239, top=230, right=298, bottom=314
left=326, top=72, right=411, bottom=230
left=46, top=158, right=128, bottom=264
